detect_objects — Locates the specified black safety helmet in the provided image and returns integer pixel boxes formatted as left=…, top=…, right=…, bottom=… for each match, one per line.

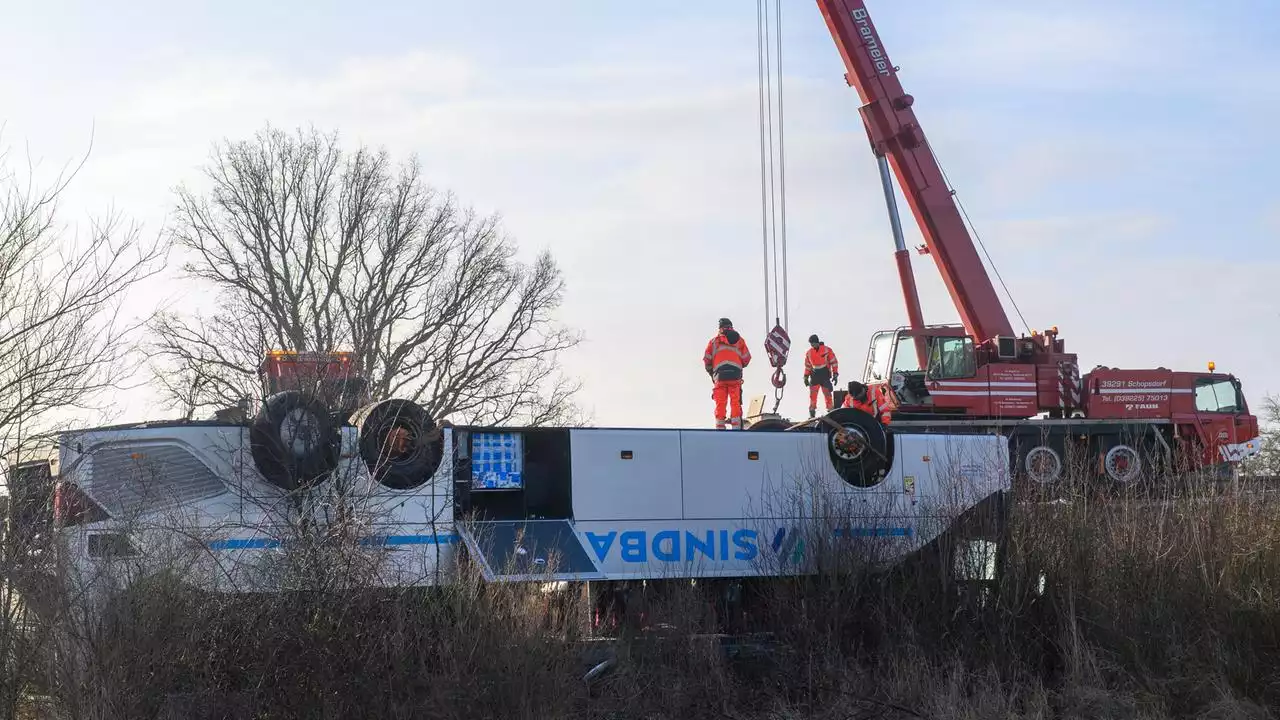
left=719, top=317, right=733, bottom=329
left=808, top=334, right=820, bottom=345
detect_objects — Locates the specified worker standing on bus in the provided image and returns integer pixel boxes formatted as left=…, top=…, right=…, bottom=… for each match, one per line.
left=703, top=318, right=751, bottom=429
left=803, top=334, right=839, bottom=418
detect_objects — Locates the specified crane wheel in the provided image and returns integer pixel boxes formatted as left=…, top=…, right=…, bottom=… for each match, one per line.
left=1103, top=443, right=1142, bottom=485
left=1023, top=445, right=1063, bottom=484
left=351, top=398, right=443, bottom=490
left=249, top=390, right=342, bottom=491
left=746, top=417, right=790, bottom=431
left=823, top=407, right=891, bottom=488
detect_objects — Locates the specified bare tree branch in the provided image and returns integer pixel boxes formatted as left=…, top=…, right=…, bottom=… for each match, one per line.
left=0, top=130, right=167, bottom=453
left=149, top=124, right=586, bottom=426
left=0, top=128, right=167, bottom=719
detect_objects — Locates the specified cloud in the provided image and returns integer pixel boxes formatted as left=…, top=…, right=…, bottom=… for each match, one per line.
left=107, top=50, right=477, bottom=129
left=1263, top=204, right=1280, bottom=237
left=898, top=4, right=1245, bottom=96
left=980, top=213, right=1170, bottom=259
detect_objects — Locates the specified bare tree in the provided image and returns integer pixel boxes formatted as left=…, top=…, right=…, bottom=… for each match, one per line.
left=149, top=124, right=585, bottom=427
left=0, top=131, right=165, bottom=719
left=1243, top=394, right=1280, bottom=477
left=0, top=135, right=166, bottom=450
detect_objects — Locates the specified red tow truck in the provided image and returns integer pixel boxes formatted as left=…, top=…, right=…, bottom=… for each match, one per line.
left=813, top=1, right=1261, bottom=486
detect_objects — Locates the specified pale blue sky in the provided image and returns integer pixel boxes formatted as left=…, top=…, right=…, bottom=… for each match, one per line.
left=2, top=0, right=1277, bottom=428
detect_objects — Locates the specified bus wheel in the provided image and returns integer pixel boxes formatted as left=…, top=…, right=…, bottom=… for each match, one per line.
left=249, top=391, right=340, bottom=491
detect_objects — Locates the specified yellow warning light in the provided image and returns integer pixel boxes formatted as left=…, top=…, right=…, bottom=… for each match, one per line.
left=1208, top=361, right=1216, bottom=372
left=129, top=452, right=145, bottom=460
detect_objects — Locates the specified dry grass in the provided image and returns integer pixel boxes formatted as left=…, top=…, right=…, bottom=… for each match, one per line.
left=5, top=471, right=1280, bottom=719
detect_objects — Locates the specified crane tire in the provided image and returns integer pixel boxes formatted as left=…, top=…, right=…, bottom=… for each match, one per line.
left=746, top=417, right=790, bottom=431
left=249, top=391, right=341, bottom=492
left=351, top=398, right=443, bottom=490
left=1103, top=443, right=1142, bottom=485
left=1023, top=445, right=1063, bottom=484
left=823, top=407, right=891, bottom=488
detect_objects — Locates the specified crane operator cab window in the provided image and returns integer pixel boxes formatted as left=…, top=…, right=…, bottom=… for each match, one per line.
left=1194, top=377, right=1245, bottom=414
left=861, top=330, right=929, bottom=404
left=862, top=330, right=977, bottom=407
left=862, top=330, right=975, bottom=383
left=863, top=330, right=923, bottom=382
left=862, top=331, right=898, bottom=384
left=927, top=336, right=977, bottom=380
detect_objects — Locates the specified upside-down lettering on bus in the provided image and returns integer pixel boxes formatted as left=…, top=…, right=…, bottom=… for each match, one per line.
left=583, top=529, right=759, bottom=564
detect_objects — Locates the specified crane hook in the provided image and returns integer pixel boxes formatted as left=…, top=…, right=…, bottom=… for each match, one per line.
left=765, top=322, right=791, bottom=415
left=770, top=368, right=786, bottom=414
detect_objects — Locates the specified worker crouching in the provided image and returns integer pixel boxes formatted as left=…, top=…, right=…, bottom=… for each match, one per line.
left=803, top=334, right=839, bottom=418
left=842, top=380, right=891, bottom=426
left=703, top=317, right=752, bottom=429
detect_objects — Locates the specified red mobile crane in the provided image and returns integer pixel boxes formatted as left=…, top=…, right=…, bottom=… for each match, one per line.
left=812, top=0, right=1262, bottom=485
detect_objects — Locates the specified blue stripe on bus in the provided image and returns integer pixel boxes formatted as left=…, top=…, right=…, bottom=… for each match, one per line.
left=208, top=528, right=910, bottom=550
left=834, top=527, right=913, bottom=538
left=208, top=534, right=460, bottom=551
left=359, top=534, right=461, bottom=547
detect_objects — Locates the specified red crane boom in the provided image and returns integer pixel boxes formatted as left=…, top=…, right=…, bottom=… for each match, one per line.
left=815, top=0, right=1013, bottom=343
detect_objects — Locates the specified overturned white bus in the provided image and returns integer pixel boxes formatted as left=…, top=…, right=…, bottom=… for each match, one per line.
left=26, top=352, right=1011, bottom=631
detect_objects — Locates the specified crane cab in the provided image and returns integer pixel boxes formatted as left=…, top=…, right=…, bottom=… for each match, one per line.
left=860, top=325, right=977, bottom=415
left=858, top=325, right=1061, bottom=420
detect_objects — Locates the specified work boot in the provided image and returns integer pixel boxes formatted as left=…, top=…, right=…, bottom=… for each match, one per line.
left=808, top=407, right=816, bottom=419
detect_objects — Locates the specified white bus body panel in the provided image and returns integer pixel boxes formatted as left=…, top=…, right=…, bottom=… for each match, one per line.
left=52, top=423, right=458, bottom=598
left=566, top=428, right=1008, bottom=580
left=49, top=420, right=1008, bottom=596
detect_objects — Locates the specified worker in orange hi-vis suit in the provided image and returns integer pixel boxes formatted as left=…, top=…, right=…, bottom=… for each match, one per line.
left=703, top=318, right=752, bottom=429
left=842, top=380, right=892, bottom=425
left=803, top=334, right=839, bottom=418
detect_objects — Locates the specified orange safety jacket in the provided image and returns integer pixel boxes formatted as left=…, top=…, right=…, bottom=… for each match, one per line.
left=845, top=397, right=876, bottom=413
left=804, top=345, right=839, bottom=379
left=703, top=328, right=751, bottom=381
left=843, top=385, right=892, bottom=424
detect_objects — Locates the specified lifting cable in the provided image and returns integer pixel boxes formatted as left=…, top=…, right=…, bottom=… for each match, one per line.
left=757, top=0, right=792, bottom=413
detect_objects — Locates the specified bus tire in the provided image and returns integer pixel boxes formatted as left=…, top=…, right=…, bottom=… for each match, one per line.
left=352, top=398, right=443, bottom=490
left=249, top=391, right=341, bottom=491
left=823, top=407, right=891, bottom=488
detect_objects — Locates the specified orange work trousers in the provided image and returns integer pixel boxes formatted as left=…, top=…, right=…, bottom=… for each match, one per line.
left=808, top=381, right=833, bottom=413
left=712, top=379, right=744, bottom=429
